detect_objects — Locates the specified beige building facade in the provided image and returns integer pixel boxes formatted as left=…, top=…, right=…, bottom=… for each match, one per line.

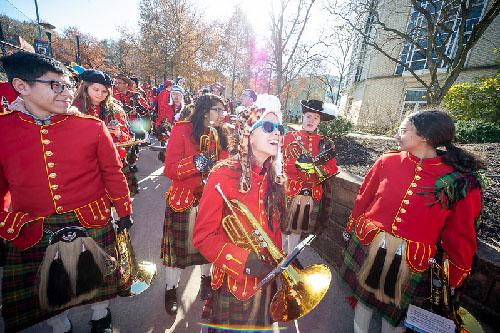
left=339, top=0, right=500, bottom=132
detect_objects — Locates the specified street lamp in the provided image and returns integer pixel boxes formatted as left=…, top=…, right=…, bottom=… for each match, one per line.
left=40, top=22, right=55, bottom=58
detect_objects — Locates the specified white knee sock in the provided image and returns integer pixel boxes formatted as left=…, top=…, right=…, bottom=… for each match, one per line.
left=90, top=300, right=109, bottom=321
left=354, top=302, right=374, bottom=333
left=287, top=234, right=301, bottom=255
left=165, top=267, right=182, bottom=290
left=200, top=263, right=212, bottom=277
left=381, top=317, right=406, bottom=333
left=46, top=310, right=71, bottom=333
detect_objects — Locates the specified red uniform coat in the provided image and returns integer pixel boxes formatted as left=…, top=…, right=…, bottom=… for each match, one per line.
left=113, top=89, right=148, bottom=121
left=0, top=111, right=132, bottom=250
left=73, top=101, right=131, bottom=160
left=0, top=82, right=18, bottom=113
left=194, top=162, right=282, bottom=300
left=155, top=103, right=182, bottom=130
left=345, top=151, right=481, bottom=287
left=163, top=122, right=229, bottom=211
left=283, top=130, right=338, bottom=201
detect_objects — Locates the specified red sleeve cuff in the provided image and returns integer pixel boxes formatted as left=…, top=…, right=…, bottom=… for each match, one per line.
left=212, top=243, right=250, bottom=282
left=110, top=194, right=132, bottom=217
left=0, top=212, right=44, bottom=250
left=448, top=260, right=471, bottom=287
left=176, top=156, right=199, bottom=180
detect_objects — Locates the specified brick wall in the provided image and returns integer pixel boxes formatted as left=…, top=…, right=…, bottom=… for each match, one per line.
left=312, top=170, right=500, bottom=327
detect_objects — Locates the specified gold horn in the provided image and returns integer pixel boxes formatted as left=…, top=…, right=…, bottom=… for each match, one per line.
left=284, top=139, right=333, bottom=184
left=199, top=126, right=220, bottom=180
left=215, top=183, right=331, bottom=322
left=116, top=231, right=157, bottom=297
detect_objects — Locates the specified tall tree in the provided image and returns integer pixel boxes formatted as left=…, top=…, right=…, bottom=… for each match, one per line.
left=328, top=0, right=500, bottom=106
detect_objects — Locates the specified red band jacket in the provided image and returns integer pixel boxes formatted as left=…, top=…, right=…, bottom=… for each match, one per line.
left=194, top=162, right=283, bottom=300
left=0, top=110, right=132, bottom=250
left=283, top=130, right=338, bottom=201
left=155, top=103, right=182, bottom=130
left=73, top=101, right=131, bottom=160
left=163, top=122, right=229, bottom=211
left=345, top=151, right=481, bottom=287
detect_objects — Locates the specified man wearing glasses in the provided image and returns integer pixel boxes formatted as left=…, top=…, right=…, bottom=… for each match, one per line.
left=0, top=52, right=132, bottom=333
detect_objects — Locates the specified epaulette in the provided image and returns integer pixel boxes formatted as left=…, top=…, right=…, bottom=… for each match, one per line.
left=383, top=150, right=400, bottom=155
left=175, top=120, right=191, bottom=125
left=0, top=110, right=14, bottom=116
left=73, top=113, right=101, bottom=121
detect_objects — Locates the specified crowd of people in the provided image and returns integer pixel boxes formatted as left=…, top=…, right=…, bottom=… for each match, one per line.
left=0, top=51, right=487, bottom=333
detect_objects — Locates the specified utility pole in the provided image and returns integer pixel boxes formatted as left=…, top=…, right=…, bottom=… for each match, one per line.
left=34, top=0, right=42, bottom=39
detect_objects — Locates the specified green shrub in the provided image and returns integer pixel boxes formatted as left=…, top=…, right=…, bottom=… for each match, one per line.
left=443, top=75, right=500, bottom=125
left=318, top=116, right=353, bottom=139
left=454, top=119, right=500, bottom=143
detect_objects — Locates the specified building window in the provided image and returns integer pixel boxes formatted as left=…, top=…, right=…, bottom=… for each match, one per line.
left=401, top=90, right=427, bottom=117
left=395, top=0, right=487, bottom=74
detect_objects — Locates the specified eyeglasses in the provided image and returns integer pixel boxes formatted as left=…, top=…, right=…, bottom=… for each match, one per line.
left=397, top=128, right=412, bottom=136
left=24, top=79, right=77, bottom=94
left=251, top=121, right=285, bottom=136
left=210, top=107, right=227, bottom=116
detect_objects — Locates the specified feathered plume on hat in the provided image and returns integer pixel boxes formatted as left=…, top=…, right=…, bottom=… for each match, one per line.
left=236, top=94, right=284, bottom=193
left=300, top=99, right=338, bottom=121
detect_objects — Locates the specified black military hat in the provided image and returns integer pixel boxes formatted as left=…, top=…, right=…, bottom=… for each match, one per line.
left=79, top=69, right=114, bottom=86
left=300, top=99, right=338, bottom=121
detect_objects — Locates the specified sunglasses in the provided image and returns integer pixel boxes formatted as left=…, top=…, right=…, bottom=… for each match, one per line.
left=251, top=121, right=285, bottom=136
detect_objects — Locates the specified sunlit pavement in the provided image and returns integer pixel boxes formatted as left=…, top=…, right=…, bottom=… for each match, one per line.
left=4, top=144, right=491, bottom=333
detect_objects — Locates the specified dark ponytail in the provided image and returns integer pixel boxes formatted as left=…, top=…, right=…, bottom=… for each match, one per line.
left=408, top=110, right=486, bottom=173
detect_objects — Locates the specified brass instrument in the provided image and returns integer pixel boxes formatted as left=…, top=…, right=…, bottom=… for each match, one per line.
left=115, top=140, right=143, bottom=148
left=215, top=183, right=331, bottom=322
left=199, top=126, right=220, bottom=180
left=284, top=139, right=335, bottom=184
left=116, top=230, right=157, bottom=297
left=428, top=258, right=482, bottom=332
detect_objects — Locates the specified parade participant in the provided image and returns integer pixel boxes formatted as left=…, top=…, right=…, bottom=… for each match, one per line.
left=175, top=76, right=186, bottom=89
left=162, top=93, right=230, bottom=315
left=194, top=94, right=286, bottom=329
left=155, top=84, right=186, bottom=134
left=0, top=80, right=18, bottom=113
left=282, top=99, right=338, bottom=255
left=0, top=52, right=133, bottom=333
left=239, top=89, right=257, bottom=108
left=339, top=110, right=486, bottom=332
left=210, top=82, right=232, bottom=115
left=73, top=69, right=139, bottom=197
left=156, top=80, right=173, bottom=126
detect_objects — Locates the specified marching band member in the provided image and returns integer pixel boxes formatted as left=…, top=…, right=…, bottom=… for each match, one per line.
left=155, top=84, right=186, bottom=134
left=194, top=94, right=286, bottom=329
left=162, top=94, right=229, bottom=315
left=73, top=69, right=139, bottom=196
left=282, top=99, right=338, bottom=255
left=0, top=52, right=133, bottom=333
left=339, top=110, right=486, bottom=332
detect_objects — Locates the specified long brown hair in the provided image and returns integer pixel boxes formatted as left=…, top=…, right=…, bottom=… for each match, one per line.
left=74, top=81, right=113, bottom=114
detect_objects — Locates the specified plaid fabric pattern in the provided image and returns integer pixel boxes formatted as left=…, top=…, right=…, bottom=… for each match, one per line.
left=160, top=204, right=208, bottom=268
left=2, top=212, right=120, bottom=333
left=126, top=145, right=138, bottom=166
left=338, top=233, right=429, bottom=326
left=122, top=163, right=139, bottom=197
left=202, top=278, right=273, bottom=332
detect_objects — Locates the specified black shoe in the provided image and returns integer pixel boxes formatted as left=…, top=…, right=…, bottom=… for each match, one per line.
left=164, top=287, right=178, bottom=315
left=200, top=275, right=212, bottom=301
left=89, top=308, right=112, bottom=333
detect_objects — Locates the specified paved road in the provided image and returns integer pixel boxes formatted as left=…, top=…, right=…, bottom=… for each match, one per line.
left=1, top=146, right=491, bottom=332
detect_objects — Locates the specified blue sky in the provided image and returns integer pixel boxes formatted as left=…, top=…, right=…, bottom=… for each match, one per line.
left=0, top=0, right=273, bottom=40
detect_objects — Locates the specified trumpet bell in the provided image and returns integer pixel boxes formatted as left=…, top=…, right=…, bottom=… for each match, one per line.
left=458, top=307, right=483, bottom=333
left=270, top=264, right=332, bottom=322
left=129, top=261, right=157, bottom=296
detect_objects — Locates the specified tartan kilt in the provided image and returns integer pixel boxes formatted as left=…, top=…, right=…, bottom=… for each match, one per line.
left=202, top=277, right=275, bottom=332
left=1, top=212, right=121, bottom=333
left=338, top=232, right=430, bottom=326
left=282, top=178, right=334, bottom=235
left=160, top=203, right=208, bottom=268
left=122, top=163, right=139, bottom=197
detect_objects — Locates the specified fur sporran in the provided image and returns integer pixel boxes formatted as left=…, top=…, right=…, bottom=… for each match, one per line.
left=357, top=232, right=410, bottom=307
left=37, top=227, right=117, bottom=311
left=283, top=191, right=315, bottom=234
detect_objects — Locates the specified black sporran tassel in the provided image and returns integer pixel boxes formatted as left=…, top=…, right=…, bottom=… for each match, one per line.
left=76, top=240, right=104, bottom=296
left=47, top=249, right=72, bottom=308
